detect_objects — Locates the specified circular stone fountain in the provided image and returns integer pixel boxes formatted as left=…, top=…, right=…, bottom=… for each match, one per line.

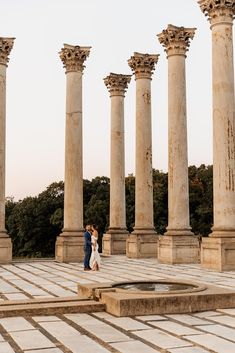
left=112, top=280, right=205, bottom=295
left=77, top=280, right=235, bottom=317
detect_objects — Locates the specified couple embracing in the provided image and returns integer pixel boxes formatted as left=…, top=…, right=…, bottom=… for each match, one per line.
left=83, top=224, right=101, bottom=271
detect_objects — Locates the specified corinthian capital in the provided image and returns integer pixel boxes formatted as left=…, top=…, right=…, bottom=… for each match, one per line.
left=0, top=37, right=15, bottom=66
left=128, top=52, right=159, bottom=79
left=198, top=0, right=235, bottom=24
left=59, top=44, right=91, bottom=73
left=158, top=24, right=196, bottom=57
left=104, top=73, right=131, bottom=97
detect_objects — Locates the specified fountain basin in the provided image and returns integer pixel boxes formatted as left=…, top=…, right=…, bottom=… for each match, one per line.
left=112, top=280, right=205, bottom=294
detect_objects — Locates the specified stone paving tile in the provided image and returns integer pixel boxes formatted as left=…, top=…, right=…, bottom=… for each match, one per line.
left=168, top=346, right=210, bottom=353
left=94, top=311, right=151, bottom=332
left=39, top=284, right=75, bottom=296
left=150, top=320, right=202, bottom=335
left=217, top=308, right=235, bottom=315
left=27, top=349, right=63, bottom=353
left=194, top=311, right=221, bottom=318
left=111, top=340, right=161, bottom=353
left=67, top=286, right=78, bottom=291
left=136, top=315, right=167, bottom=321
left=1, top=265, right=25, bottom=274
left=208, top=314, right=235, bottom=328
left=133, top=328, right=193, bottom=349
left=26, top=278, right=53, bottom=285
left=32, top=316, right=61, bottom=322
left=4, top=293, right=29, bottom=300
left=9, top=279, right=48, bottom=296
left=33, top=295, right=55, bottom=299
left=101, top=316, right=150, bottom=331
left=186, top=333, right=235, bottom=353
left=0, top=317, right=35, bottom=332
left=0, top=342, right=15, bottom=353
left=65, top=313, right=133, bottom=343
left=0, top=280, right=19, bottom=294
left=38, top=320, right=110, bottom=353
left=92, top=312, right=114, bottom=319
left=9, top=329, right=55, bottom=350
left=166, top=314, right=212, bottom=326
left=56, top=281, right=77, bottom=287
left=0, top=274, right=19, bottom=280
left=195, top=323, right=235, bottom=342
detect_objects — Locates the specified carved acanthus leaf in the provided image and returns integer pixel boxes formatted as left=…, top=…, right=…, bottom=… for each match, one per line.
left=198, top=0, right=235, bottom=23
left=158, top=25, right=196, bottom=56
left=104, top=73, right=131, bottom=96
left=0, top=38, right=15, bottom=66
left=59, top=44, right=91, bottom=73
left=128, top=52, right=159, bottom=79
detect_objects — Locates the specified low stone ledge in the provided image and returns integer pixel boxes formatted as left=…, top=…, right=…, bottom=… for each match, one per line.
left=0, top=299, right=105, bottom=317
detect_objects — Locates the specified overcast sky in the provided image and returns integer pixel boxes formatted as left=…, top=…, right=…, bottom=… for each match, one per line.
left=1, top=0, right=222, bottom=200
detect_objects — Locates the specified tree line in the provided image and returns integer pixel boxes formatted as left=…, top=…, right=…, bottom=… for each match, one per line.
left=6, top=164, right=213, bottom=258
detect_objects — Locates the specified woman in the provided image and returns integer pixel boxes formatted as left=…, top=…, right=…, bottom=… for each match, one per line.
left=89, top=225, right=101, bottom=271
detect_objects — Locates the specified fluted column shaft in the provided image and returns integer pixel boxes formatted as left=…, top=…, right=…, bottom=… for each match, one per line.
left=0, top=37, right=14, bottom=263
left=111, top=95, right=125, bottom=223
left=105, top=74, right=131, bottom=231
left=63, top=70, right=83, bottom=231
left=135, top=77, right=154, bottom=229
left=0, top=64, right=7, bottom=235
left=128, top=53, right=159, bottom=233
left=56, top=44, right=90, bottom=262
left=167, top=54, right=190, bottom=231
left=110, top=94, right=125, bottom=228
left=126, top=53, right=159, bottom=259
left=158, top=25, right=196, bottom=235
left=211, top=10, right=235, bottom=234
left=199, top=0, right=235, bottom=270
left=102, top=74, right=131, bottom=255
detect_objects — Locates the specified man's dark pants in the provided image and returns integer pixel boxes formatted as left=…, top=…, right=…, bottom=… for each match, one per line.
left=84, top=247, right=92, bottom=268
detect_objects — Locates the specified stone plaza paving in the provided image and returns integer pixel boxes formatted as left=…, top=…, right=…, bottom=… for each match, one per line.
left=0, top=256, right=235, bottom=352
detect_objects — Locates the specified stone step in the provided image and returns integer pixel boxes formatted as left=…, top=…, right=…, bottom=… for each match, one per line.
left=0, top=298, right=105, bottom=317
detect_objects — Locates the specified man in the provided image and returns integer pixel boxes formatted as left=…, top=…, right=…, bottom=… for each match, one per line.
left=83, top=225, right=92, bottom=271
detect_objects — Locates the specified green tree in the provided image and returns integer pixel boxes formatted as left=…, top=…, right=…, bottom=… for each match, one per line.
left=6, top=182, right=64, bottom=257
left=189, top=164, right=213, bottom=235
left=153, top=169, right=168, bottom=234
left=125, top=174, right=135, bottom=232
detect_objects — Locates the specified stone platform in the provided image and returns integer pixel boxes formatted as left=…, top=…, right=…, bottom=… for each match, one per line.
left=78, top=280, right=235, bottom=317
left=0, top=256, right=235, bottom=352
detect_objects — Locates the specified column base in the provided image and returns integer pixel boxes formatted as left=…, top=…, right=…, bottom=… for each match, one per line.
left=126, top=231, right=158, bottom=259
left=158, top=235, right=199, bottom=264
left=210, top=229, right=235, bottom=238
left=102, top=231, right=129, bottom=255
left=164, top=229, right=194, bottom=236
left=55, top=230, right=84, bottom=263
left=201, top=237, right=235, bottom=271
left=0, top=236, right=12, bottom=264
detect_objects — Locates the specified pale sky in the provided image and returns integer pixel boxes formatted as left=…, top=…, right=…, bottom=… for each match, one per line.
left=1, top=0, right=219, bottom=200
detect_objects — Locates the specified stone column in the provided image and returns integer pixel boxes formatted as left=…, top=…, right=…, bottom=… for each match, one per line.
left=0, top=37, right=14, bottom=264
left=102, top=73, right=131, bottom=255
left=126, top=52, right=159, bottom=258
left=198, top=0, right=235, bottom=270
left=55, top=44, right=91, bottom=262
left=157, top=25, right=199, bottom=264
